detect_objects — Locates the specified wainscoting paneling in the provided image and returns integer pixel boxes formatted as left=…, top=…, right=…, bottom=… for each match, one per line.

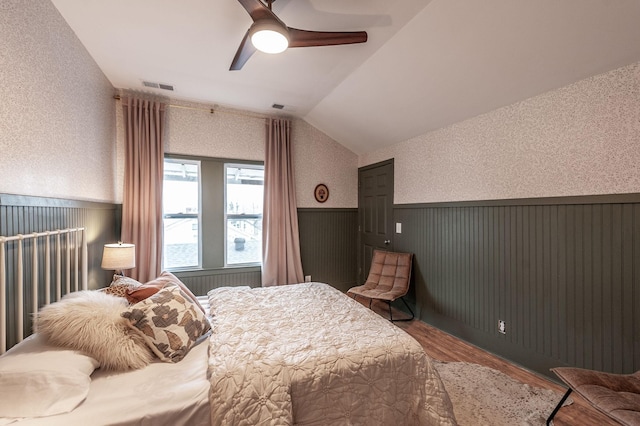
left=174, top=208, right=357, bottom=295
left=0, top=194, right=119, bottom=350
left=298, top=208, right=358, bottom=292
left=173, top=267, right=262, bottom=296
left=394, top=195, right=640, bottom=378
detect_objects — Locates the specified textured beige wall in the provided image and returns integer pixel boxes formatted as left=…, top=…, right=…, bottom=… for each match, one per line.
left=360, top=61, right=640, bottom=204
left=5, top=1, right=638, bottom=208
left=292, top=119, right=358, bottom=208
left=116, top=98, right=358, bottom=208
left=1, top=0, right=116, bottom=202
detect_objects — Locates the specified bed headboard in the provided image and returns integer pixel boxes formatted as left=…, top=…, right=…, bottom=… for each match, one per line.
left=0, top=228, right=87, bottom=354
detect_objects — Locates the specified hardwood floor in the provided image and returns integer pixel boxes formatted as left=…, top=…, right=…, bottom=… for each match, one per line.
left=365, top=300, right=617, bottom=426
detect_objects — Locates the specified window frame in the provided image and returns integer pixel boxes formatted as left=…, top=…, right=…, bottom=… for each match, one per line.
left=162, top=158, right=202, bottom=270
left=163, top=154, right=263, bottom=272
left=224, top=162, right=264, bottom=267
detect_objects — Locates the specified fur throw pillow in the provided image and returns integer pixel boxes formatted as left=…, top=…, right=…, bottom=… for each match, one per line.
left=36, top=290, right=154, bottom=371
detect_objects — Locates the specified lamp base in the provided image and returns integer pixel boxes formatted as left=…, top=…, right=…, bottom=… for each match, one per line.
left=112, top=271, right=127, bottom=281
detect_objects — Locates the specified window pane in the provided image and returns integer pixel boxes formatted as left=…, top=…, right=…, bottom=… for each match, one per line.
left=163, top=218, right=199, bottom=268
left=163, top=160, right=200, bottom=269
left=226, top=165, right=263, bottom=265
left=163, top=161, right=199, bottom=215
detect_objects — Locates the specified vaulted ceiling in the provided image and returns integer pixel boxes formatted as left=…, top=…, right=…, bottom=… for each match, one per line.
left=51, top=0, right=640, bottom=155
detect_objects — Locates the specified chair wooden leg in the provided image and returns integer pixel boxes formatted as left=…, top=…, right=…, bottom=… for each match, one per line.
left=546, top=388, right=572, bottom=425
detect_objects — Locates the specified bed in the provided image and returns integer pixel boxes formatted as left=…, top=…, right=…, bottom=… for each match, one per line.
left=0, top=230, right=456, bottom=425
left=0, top=333, right=211, bottom=426
left=206, top=282, right=456, bottom=425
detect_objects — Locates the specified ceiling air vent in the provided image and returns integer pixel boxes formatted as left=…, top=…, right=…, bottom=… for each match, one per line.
left=142, top=80, right=174, bottom=91
left=272, top=103, right=284, bottom=110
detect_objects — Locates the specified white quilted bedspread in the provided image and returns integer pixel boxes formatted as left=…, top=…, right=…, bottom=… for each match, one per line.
left=206, top=282, right=456, bottom=426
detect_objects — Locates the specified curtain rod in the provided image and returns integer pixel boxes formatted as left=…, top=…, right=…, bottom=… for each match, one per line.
left=113, top=95, right=268, bottom=120
left=113, top=94, right=213, bottom=114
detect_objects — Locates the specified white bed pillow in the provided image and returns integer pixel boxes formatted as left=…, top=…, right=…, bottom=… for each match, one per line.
left=0, top=334, right=99, bottom=418
left=35, top=290, right=154, bottom=371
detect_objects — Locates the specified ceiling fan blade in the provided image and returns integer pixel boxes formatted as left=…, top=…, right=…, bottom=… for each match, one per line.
left=229, top=30, right=257, bottom=71
left=236, top=0, right=281, bottom=23
left=288, top=27, right=368, bottom=48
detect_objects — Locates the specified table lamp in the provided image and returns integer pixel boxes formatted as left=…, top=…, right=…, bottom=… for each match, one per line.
left=101, top=242, right=135, bottom=277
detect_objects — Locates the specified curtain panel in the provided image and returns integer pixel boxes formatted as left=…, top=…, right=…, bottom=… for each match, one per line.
left=121, top=97, right=166, bottom=282
left=262, top=118, right=304, bottom=286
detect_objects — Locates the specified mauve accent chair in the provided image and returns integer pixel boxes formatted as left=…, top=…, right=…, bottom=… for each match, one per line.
left=546, top=367, right=640, bottom=425
left=348, top=250, right=414, bottom=321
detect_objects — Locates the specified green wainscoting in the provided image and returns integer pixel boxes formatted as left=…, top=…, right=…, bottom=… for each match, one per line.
left=173, top=208, right=358, bottom=295
left=172, top=267, right=262, bottom=296
left=298, top=208, right=358, bottom=293
left=0, top=193, right=119, bottom=349
left=392, top=194, right=640, bottom=379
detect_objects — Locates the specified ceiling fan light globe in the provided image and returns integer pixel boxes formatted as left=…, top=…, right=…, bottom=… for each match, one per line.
left=250, top=21, right=289, bottom=54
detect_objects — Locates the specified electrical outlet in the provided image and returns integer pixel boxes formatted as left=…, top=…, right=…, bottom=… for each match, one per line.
left=498, top=320, right=506, bottom=334
left=304, top=275, right=311, bottom=282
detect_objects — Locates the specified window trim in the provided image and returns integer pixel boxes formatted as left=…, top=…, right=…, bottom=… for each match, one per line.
left=162, top=158, right=202, bottom=270
left=224, top=162, right=264, bottom=267
left=163, top=154, right=263, bottom=272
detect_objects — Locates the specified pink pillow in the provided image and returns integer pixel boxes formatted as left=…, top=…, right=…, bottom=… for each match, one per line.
left=126, top=283, right=165, bottom=304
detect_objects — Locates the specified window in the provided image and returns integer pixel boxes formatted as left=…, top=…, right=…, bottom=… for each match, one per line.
left=162, top=155, right=263, bottom=270
left=225, top=164, right=264, bottom=265
left=163, top=159, right=201, bottom=269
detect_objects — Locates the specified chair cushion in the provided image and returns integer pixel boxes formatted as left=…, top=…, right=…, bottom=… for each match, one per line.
left=552, top=367, right=640, bottom=426
left=349, top=250, right=412, bottom=301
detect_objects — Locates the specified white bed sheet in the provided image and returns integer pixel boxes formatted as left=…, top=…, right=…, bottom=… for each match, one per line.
left=0, top=335, right=211, bottom=426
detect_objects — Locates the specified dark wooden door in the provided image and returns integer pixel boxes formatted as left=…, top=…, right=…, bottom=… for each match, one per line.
left=358, top=159, right=394, bottom=283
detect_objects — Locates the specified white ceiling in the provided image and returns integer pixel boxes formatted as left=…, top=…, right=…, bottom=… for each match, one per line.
left=51, top=0, right=640, bottom=155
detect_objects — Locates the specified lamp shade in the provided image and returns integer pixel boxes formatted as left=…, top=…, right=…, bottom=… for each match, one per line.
left=101, top=243, right=136, bottom=271
left=250, top=20, right=289, bottom=54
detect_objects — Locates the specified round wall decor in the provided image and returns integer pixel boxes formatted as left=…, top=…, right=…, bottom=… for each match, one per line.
left=314, top=184, right=329, bottom=203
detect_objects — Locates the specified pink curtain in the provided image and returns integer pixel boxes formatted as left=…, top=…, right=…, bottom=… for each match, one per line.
left=262, top=118, right=304, bottom=286
left=121, top=97, right=166, bottom=282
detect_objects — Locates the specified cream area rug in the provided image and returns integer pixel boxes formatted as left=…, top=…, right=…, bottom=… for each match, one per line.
left=433, top=360, right=572, bottom=425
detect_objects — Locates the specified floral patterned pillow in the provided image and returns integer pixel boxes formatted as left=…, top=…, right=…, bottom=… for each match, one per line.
left=104, top=276, right=142, bottom=298
left=122, top=286, right=211, bottom=362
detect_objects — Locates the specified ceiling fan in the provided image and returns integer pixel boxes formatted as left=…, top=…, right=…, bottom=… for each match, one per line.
left=230, top=0, right=368, bottom=71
